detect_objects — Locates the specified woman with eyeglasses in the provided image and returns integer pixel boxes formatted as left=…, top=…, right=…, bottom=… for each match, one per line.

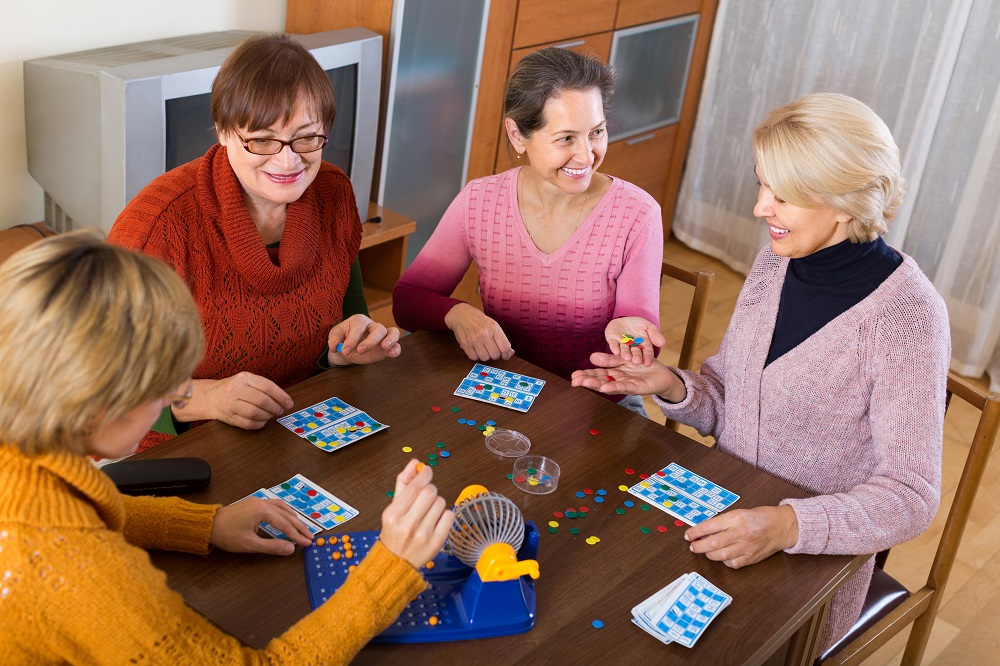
left=109, top=34, right=400, bottom=452
left=0, top=233, right=454, bottom=663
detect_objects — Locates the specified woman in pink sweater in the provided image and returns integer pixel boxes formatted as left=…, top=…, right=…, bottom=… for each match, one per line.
left=392, top=48, right=662, bottom=406
left=573, top=93, right=950, bottom=651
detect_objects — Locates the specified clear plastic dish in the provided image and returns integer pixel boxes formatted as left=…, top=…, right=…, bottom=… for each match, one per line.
left=485, top=429, right=531, bottom=457
left=512, top=455, right=560, bottom=494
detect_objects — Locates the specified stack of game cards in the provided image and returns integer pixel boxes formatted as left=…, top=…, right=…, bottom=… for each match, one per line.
left=631, top=572, right=731, bottom=647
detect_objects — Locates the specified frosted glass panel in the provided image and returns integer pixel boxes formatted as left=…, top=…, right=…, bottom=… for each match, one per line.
left=379, top=0, right=489, bottom=262
left=609, top=15, right=699, bottom=140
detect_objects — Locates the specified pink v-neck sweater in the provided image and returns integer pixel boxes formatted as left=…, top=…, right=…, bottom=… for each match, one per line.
left=655, top=244, right=951, bottom=650
left=392, top=168, right=663, bottom=381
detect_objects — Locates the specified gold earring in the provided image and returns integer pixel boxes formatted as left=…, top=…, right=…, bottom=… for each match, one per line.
left=516, top=152, right=523, bottom=159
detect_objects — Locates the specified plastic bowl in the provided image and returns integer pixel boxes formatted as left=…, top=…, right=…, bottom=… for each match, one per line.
left=512, top=455, right=560, bottom=494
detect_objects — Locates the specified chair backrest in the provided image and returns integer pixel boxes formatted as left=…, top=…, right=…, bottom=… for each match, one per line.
left=0, top=223, right=56, bottom=266
left=825, top=372, right=1000, bottom=665
left=659, top=260, right=714, bottom=431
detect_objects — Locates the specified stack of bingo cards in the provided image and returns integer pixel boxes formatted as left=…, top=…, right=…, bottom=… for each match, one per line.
left=239, top=474, right=359, bottom=539
left=277, top=396, right=387, bottom=452
left=631, top=572, right=731, bottom=647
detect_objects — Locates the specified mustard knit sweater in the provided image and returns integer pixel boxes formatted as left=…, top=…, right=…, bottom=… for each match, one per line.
left=0, top=444, right=425, bottom=664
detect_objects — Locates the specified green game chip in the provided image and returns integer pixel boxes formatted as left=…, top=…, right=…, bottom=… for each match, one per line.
left=640, top=527, right=651, bottom=534
left=569, top=527, right=581, bottom=535
left=615, top=508, right=626, bottom=515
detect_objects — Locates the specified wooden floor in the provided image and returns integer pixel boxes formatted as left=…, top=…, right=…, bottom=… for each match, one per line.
left=655, top=238, right=999, bottom=665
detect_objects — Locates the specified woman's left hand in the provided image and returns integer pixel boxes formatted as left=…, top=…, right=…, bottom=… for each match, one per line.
left=684, top=505, right=799, bottom=569
left=604, top=316, right=666, bottom=366
left=327, top=314, right=402, bottom=365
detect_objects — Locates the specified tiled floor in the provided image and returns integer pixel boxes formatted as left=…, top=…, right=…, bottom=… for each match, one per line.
left=655, top=238, right=999, bottom=664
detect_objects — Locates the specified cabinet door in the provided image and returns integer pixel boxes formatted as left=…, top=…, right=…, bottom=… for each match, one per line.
left=512, top=0, right=617, bottom=49
left=599, top=124, right=677, bottom=201
left=509, top=32, right=613, bottom=76
left=616, top=0, right=701, bottom=28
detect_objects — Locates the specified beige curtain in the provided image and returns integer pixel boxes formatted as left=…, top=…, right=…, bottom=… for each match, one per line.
left=674, top=0, right=1000, bottom=390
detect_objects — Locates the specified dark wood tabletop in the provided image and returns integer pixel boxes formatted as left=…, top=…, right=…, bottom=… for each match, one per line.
left=139, top=330, right=866, bottom=665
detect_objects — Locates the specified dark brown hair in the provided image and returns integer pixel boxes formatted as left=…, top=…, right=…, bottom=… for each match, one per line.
left=211, top=33, right=336, bottom=134
left=503, top=47, right=616, bottom=138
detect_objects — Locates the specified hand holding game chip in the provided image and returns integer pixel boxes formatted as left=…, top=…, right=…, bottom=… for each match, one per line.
left=380, top=459, right=455, bottom=569
left=571, top=353, right=686, bottom=402
left=327, top=313, right=402, bottom=365
left=604, top=316, right=666, bottom=366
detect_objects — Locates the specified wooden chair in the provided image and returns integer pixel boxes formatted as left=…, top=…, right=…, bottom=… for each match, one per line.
left=659, top=260, right=714, bottom=431
left=0, top=222, right=56, bottom=265
left=818, top=372, right=1000, bottom=665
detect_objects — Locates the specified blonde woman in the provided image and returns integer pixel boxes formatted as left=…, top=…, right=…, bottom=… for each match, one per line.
left=573, top=93, right=950, bottom=651
left=0, top=233, right=453, bottom=664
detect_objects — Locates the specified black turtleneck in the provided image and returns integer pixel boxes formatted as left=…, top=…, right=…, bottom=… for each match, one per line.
left=765, top=236, right=903, bottom=367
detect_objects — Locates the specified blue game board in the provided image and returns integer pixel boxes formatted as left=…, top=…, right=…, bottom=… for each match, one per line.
left=453, top=364, right=545, bottom=412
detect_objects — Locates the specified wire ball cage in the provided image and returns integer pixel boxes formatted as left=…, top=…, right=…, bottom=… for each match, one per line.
left=444, top=491, right=526, bottom=567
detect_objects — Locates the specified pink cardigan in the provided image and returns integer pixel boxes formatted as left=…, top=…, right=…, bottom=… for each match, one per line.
left=392, top=168, right=663, bottom=381
left=655, top=244, right=950, bottom=650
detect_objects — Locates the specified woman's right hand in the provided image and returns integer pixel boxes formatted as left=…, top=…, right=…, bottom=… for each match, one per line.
left=571, top=352, right=687, bottom=402
left=380, top=460, right=455, bottom=569
left=172, top=373, right=294, bottom=429
left=444, top=302, right=514, bottom=361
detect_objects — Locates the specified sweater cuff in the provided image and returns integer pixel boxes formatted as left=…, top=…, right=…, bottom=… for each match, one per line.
left=121, top=495, right=220, bottom=554
left=651, top=369, right=695, bottom=412
left=352, top=542, right=427, bottom=611
left=779, top=497, right=830, bottom=555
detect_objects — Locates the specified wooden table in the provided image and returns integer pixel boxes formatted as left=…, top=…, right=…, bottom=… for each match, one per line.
left=140, top=331, right=866, bottom=665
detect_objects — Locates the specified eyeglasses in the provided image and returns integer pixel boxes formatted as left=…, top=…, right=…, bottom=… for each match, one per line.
left=235, top=131, right=329, bottom=155
left=170, top=379, right=194, bottom=410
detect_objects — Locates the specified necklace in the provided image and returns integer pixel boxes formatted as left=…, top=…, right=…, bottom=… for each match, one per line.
left=520, top=187, right=590, bottom=241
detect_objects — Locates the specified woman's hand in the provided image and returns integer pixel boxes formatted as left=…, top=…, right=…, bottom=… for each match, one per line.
left=443, top=303, right=514, bottom=362
left=327, top=314, right=402, bottom=365
left=684, top=505, right=800, bottom=569
left=172, top=374, right=293, bottom=429
left=571, top=352, right=687, bottom=401
left=605, top=316, right=666, bottom=366
left=379, top=459, right=455, bottom=569
left=210, top=498, right=314, bottom=555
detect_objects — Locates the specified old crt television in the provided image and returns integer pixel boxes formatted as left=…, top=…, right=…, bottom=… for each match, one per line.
left=24, top=28, right=381, bottom=234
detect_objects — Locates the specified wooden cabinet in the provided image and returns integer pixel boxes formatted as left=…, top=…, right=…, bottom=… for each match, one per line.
left=359, top=203, right=415, bottom=328
left=468, top=0, right=719, bottom=238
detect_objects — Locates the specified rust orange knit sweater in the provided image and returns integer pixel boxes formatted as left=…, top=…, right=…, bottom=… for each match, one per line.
left=108, top=145, right=362, bottom=451
left=0, top=444, right=425, bottom=664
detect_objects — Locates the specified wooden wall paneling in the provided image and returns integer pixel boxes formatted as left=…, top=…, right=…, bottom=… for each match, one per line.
left=466, top=0, right=519, bottom=182
left=660, top=0, right=719, bottom=238
left=512, top=0, right=618, bottom=49
left=616, top=0, right=702, bottom=28
left=508, top=31, right=614, bottom=75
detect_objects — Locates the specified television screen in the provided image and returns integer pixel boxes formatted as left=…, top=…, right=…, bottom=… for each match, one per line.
left=165, top=65, right=357, bottom=174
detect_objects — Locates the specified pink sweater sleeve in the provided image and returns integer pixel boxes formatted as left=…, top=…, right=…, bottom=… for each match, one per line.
left=780, top=295, right=949, bottom=556
left=392, top=187, right=474, bottom=331
left=612, top=202, right=663, bottom=328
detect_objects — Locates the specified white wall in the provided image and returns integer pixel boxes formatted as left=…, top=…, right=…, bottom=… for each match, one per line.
left=1, top=0, right=286, bottom=229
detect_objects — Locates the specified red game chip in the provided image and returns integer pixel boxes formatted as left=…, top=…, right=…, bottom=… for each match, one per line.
left=553, top=511, right=565, bottom=518
left=656, top=470, right=666, bottom=477
left=578, top=506, right=590, bottom=513
left=475, top=385, right=484, bottom=390
left=639, top=473, right=649, bottom=479
left=657, top=525, right=668, bottom=533
left=314, top=412, right=324, bottom=417
left=431, top=406, right=441, bottom=412
left=355, top=421, right=364, bottom=427
left=584, top=488, right=594, bottom=495
left=515, top=475, right=526, bottom=483
left=607, top=376, right=615, bottom=382
left=674, top=519, right=685, bottom=527
left=479, top=371, right=489, bottom=377
left=306, top=489, right=317, bottom=497
left=589, top=429, right=599, bottom=435
left=310, top=512, right=321, bottom=519
left=625, top=468, right=635, bottom=474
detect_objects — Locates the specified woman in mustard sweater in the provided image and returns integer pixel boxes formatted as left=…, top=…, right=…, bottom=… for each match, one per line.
left=0, top=233, right=454, bottom=664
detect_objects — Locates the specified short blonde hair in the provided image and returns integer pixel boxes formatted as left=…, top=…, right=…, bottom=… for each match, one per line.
left=753, top=92, right=906, bottom=242
left=0, top=232, right=204, bottom=455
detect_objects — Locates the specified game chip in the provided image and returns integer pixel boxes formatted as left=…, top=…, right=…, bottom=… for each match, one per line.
left=450, top=406, right=460, bottom=412
left=615, top=508, right=626, bottom=515
left=674, top=519, right=685, bottom=527
left=569, top=528, right=581, bottom=535
left=625, top=468, right=635, bottom=475
left=440, top=450, right=451, bottom=458
left=640, top=527, right=651, bottom=534
left=658, top=526, right=668, bottom=533
left=592, top=620, right=604, bottom=629
left=431, top=406, right=441, bottom=412
left=589, top=429, right=599, bottom=435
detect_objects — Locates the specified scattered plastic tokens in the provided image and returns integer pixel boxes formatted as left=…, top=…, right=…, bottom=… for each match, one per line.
left=585, top=536, right=601, bottom=545
left=674, top=519, right=685, bottom=527
left=624, top=500, right=634, bottom=508
left=486, top=420, right=496, bottom=426
left=594, top=496, right=605, bottom=503
left=569, top=527, right=581, bottom=535
left=615, top=508, right=626, bottom=515
left=386, top=490, right=394, bottom=498
left=506, top=472, right=513, bottom=480
left=547, top=526, right=558, bottom=534
left=553, top=511, right=564, bottom=518
left=575, top=491, right=585, bottom=498
left=402, top=446, right=412, bottom=453
left=578, top=506, right=590, bottom=513
left=640, top=526, right=651, bottom=534
left=548, top=520, right=559, bottom=528
left=641, top=504, right=651, bottom=511
left=450, top=406, right=460, bottom=412
left=431, top=406, right=441, bottom=412
left=440, top=450, right=451, bottom=458
left=592, top=620, right=604, bottom=629
left=458, top=418, right=467, bottom=424
left=625, top=468, right=635, bottom=475
left=436, top=441, right=446, bottom=448
left=657, top=525, right=668, bottom=533
left=597, top=489, right=607, bottom=496
left=589, top=429, right=599, bottom=435
left=428, top=460, right=438, bottom=466
left=618, top=484, right=629, bottom=491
